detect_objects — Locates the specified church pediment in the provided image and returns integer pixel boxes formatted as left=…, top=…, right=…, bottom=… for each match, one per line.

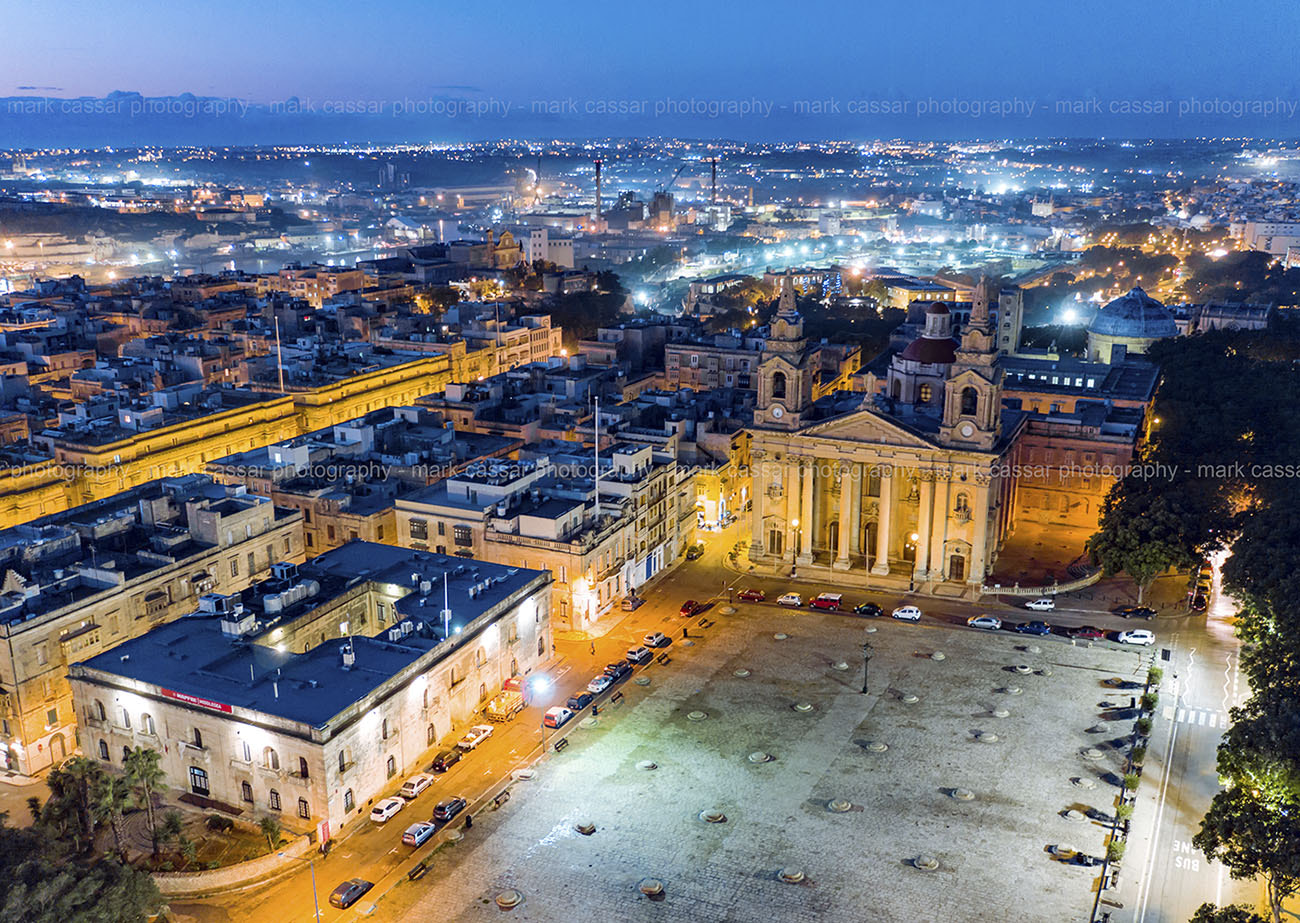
left=801, top=408, right=936, bottom=449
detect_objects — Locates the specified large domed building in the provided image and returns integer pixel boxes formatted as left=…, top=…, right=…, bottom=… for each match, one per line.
left=1087, top=287, right=1177, bottom=363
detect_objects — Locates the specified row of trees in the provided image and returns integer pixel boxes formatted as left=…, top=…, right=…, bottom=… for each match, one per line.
left=2, top=747, right=165, bottom=921
left=1087, top=326, right=1300, bottom=923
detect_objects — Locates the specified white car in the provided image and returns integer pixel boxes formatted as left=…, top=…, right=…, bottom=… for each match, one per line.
left=892, top=605, right=922, bottom=621
left=967, top=615, right=1002, bottom=631
left=1118, top=629, right=1155, bottom=646
left=777, top=593, right=802, bottom=607
left=398, top=773, right=435, bottom=800
left=587, top=674, right=614, bottom=694
left=370, top=796, right=405, bottom=823
left=1025, top=597, right=1056, bottom=612
left=455, top=724, right=494, bottom=751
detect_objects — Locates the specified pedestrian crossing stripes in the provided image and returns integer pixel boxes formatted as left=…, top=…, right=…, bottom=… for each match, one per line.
left=1161, top=706, right=1229, bottom=728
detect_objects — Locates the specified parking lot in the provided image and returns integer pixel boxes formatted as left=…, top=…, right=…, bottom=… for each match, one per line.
left=372, top=600, right=1154, bottom=923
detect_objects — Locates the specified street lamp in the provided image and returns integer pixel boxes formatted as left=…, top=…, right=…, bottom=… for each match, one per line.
left=277, top=851, right=322, bottom=921
left=861, top=639, right=873, bottom=694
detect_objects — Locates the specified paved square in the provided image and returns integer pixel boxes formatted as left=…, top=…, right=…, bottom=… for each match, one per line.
left=378, top=604, right=1151, bottom=923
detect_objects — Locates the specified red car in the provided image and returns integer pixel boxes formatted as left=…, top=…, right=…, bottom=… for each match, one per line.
left=1068, top=625, right=1105, bottom=640
left=737, top=589, right=766, bottom=602
left=680, top=600, right=702, bottom=617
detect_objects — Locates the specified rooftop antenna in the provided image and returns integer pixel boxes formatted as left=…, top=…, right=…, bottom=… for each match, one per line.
left=440, top=571, right=451, bottom=638
left=709, top=157, right=718, bottom=205
left=593, top=158, right=603, bottom=229
left=593, top=395, right=600, bottom=520
left=274, top=316, right=285, bottom=392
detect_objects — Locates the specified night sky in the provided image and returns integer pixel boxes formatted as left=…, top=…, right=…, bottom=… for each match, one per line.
left=4, top=0, right=1300, bottom=142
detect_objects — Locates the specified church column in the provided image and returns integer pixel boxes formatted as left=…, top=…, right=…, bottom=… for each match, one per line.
left=834, top=462, right=852, bottom=571
left=968, top=476, right=992, bottom=587
left=871, top=469, right=894, bottom=576
left=929, top=472, right=952, bottom=581
left=749, top=450, right=766, bottom=559
left=797, top=457, right=815, bottom=566
left=783, top=456, right=800, bottom=564
left=913, top=473, right=933, bottom=581
left=848, top=462, right=863, bottom=563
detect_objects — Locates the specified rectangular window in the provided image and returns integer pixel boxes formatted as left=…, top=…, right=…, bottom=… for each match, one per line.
left=437, top=521, right=446, bottom=536
left=46, top=708, right=58, bottom=726
left=230, top=559, right=239, bottom=578
left=306, top=534, right=314, bottom=549
left=298, top=798, right=310, bottom=819
left=268, top=790, right=281, bottom=811
left=409, top=518, right=429, bottom=540
left=453, top=525, right=472, bottom=547
left=247, top=552, right=255, bottom=574
left=327, top=524, right=336, bottom=542
left=188, top=766, right=210, bottom=796
left=344, top=789, right=354, bottom=811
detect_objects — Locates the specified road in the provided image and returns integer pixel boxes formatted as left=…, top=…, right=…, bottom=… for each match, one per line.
left=174, top=528, right=1255, bottom=923
left=1126, top=560, right=1261, bottom=923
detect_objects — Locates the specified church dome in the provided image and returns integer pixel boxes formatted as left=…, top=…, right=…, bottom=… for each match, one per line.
left=899, top=333, right=958, bottom=364
left=1088, top=287, right=1177, bottom=339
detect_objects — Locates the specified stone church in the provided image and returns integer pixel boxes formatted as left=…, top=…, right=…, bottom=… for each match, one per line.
left=748, top=274, right=1025, bottom=596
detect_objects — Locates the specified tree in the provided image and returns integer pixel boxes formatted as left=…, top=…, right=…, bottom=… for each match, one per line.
left=91, top=774, right=132, bottom=862
left=1194, top=786, right=1300, bottom=923
left=259, top=815, right=282, bottom=853
left=41, top=757, right=105, bottom=854
left=157, top=809, right=184, bottom=856
left=1189, top=903, right=1269, bottom=923
left=0, top=824, right=161, bottom=923
left=1087, top=478, right=1198, bottom=602
left=123, top=747, right=165, bottom=857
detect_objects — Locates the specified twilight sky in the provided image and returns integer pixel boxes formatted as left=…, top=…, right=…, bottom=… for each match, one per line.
left=4, top=0, right=1300, bottom=142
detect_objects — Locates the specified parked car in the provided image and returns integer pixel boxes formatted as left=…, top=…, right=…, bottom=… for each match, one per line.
left=370, top=797, right=405, bottom=824
left=777, top=593, right=802, bottom=608
left=966, top=615, right=1002, bottom=631
left=891, top=605, right=922, bottom=621
left=432, top=796, right=468, bottom=823
left=680, top=600, right=702, bottom=617
left=587, top=674, right=615, bottom=694
left=1118, top=629, right=1156, bottom=646
left=626, top=645, right=653, bottom=665
left=1068, top=625, right=1105, bottom=640
left=1014, top=620, right=1052, bottom=635
left=808, top=592, right=843, bottom=610
left=329, top=879, right=374, bottom=909
left=543, top=706, right=575, bottom=729
left=644, top=631, right=671, bottom=648
left=686, top=543, right=704, bottom=560
left=853, top=601, right=883, bottom=617
left=1025, top=597, right=1056, bottom=612
left=399, top=773, right=435, bottom=800
left=1189, top=594, right=1208, bottom=612
left=621, top=596, right=644, bottom=611
left=455, top=725, right=494, bottom=751
left=602, top=660, right=632, bottom=681
left=566, top=691, right=594, bottom=711
left=402, top=821, right=437, bottom=847
left=737, top=588, right=766, bottom=602
left=429, top=749, right=462, bottom=773
left=1114, top=606, right=1156, bottom=620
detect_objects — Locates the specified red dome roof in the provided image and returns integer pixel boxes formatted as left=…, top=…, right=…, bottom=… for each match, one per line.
left=899, top=335, right=958, bottom=365
left=925, top=302, right=950, bottom=315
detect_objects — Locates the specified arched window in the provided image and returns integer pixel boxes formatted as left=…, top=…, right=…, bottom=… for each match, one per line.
left=141, top=713, right=156, bottom=736
left=122, top=746, right=132, bottom=763
left=890, top=378, right=901, bottom=400
left=427, top=724, right=436, bottom=745
left=961, top=386, right=979, bottom=416
left=381, top=718, right=390, bottom=740
left=344, top=789, right=355, bottom=812
left=263, top=747, right=279, bottom=771
left=479, top=682, right=488, bottom=702
left=918, top=383, right=933, bottom=402
left=537, top=636, right=545, bottom=656
left=771, top=371, right=787, bottom=399
left=268, top=789, right=281, bottom=812
left=95, top=700, right=106, bottom=722
left=98, top=739, right=109, bottom=760
left=386, top=756, right=396, bottom=778
left=511, top=657, right=519, bottom=676
left=241, top=780, right=253, bottom=802
left=118, top=707, right=131, bottom=729
left=338, top=751, right=347, bottom=773
left=954, top=492, right=970, bottom=514
left=298, top=757, right=309, bottom=779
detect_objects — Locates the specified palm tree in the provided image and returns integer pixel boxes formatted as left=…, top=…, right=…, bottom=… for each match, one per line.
left=123, top=747, right=166, bottom=856
left=47, top=757, right=103, bottom=852
left=92, top=774, right=132, bottom=861
left=158, top=809, right=184, bottom=858
left=258, top=815, right=281, bottom=853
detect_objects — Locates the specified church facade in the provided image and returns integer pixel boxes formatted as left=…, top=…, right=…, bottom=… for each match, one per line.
left=748, top=275, right=1024, bottom=596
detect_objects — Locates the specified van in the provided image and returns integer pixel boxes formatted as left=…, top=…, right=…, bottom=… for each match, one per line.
left=543, top=706, right=574, bottom=729
left=809, top=593, right=843, bottom=610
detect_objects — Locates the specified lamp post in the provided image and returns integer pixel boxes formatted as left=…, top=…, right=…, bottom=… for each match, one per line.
left=861, top=639, right=873, bottom=695
left=277, top=851, right=321, bottom=921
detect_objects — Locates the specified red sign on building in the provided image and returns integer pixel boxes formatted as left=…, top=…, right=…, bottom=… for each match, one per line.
left=161, top=688, right=233, bottom=714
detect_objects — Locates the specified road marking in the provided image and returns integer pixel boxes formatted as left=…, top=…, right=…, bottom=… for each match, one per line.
left=1163, top=706, right=1175, bottom=721
left=1199, top=711, right=1207, bottom=726
left=1208, top=713, right=1217, bottom=728
left=1137, top=682, right=1182, bottom=923
left=1177, top=708, right=1186, bottom=723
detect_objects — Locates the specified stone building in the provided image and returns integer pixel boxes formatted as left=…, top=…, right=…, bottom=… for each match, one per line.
left=0, top=475, right=303, bottom=774
left=748, top=277, right=1023, bottom=595
left=1086, top=287, right=1178, bottom=363
left=68, top=544, right=551, bottom=838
